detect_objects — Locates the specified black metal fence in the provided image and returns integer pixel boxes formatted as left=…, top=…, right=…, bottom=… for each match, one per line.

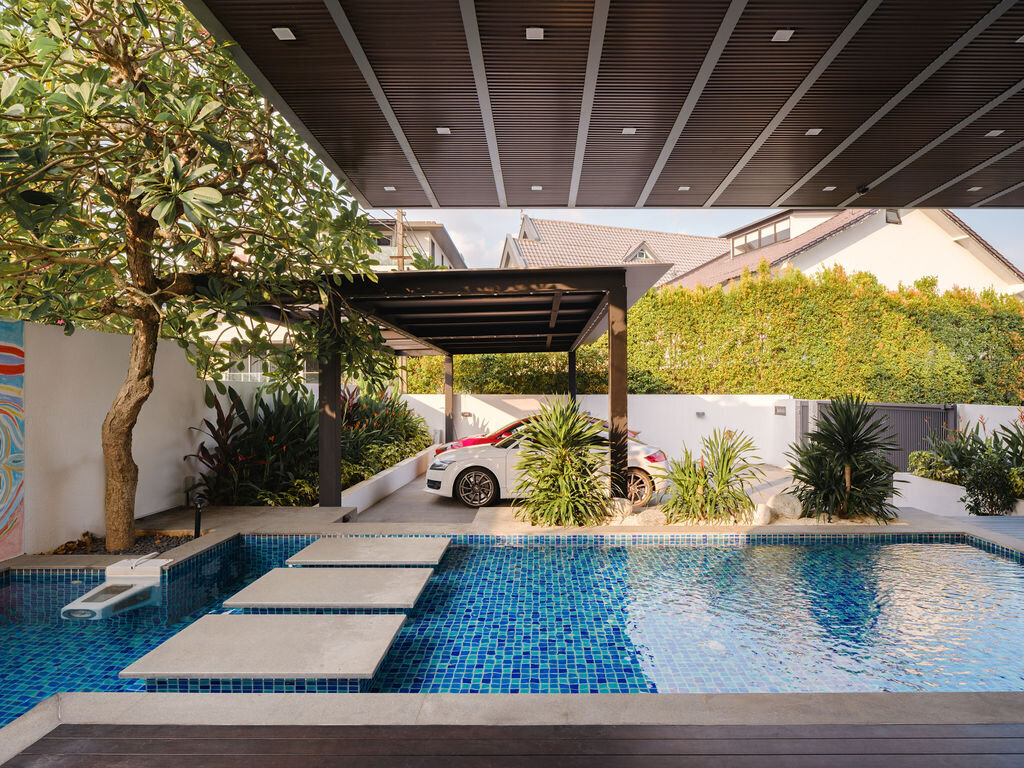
left=796, top=400, right=958, bottom=471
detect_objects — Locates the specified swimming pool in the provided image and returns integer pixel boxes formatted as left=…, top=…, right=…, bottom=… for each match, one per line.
left=2, top=535, right=1023, bottom=725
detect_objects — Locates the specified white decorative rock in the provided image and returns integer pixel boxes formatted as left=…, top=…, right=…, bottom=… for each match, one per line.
left=769, top=492, right=802, bottom=519
left=609, top=497, right=633, bottom=521
left=753, top=503, right=772, bottom=526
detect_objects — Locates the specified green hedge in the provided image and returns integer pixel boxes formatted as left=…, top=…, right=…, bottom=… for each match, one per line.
left=406, top=265, right=1024, bottom=404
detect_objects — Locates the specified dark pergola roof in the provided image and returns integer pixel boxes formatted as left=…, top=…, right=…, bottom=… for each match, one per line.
left=187, top=0, right=1024, bottom=210
left=337, top=264, right=669, bottom=357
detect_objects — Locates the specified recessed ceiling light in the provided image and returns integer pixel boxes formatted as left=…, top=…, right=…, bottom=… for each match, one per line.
left=968, top=186, right=983, bottom=192
left=530, top=184, right=543, bottom=191
left=822, top=185, right=837, bottom=192
left=436, top=126, right=452, bottom=135
left=805, top=128, right=822, bottom=136
left=272, top=27, right=296, bottom=41
left=383, top=185, right=396, bottom=192
left=621, top=127, right=637, bottom=135
left=985, top=129, right=1005, bottom=137
left=772, top=29, right=794, bottom=42
left=525, top=27, right=544, bottom=40
left=678, top=186, right=691, bottom=191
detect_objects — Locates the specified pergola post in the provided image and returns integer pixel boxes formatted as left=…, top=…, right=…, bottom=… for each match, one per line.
left=396, top=355, right=408, bottom=394
left=318, top=334, right=343, bottom=508
left=568, top=348, right=577, bottom=401
left=608, top=279, right=628, bottom=499
left=443, top=353, right=454, bottom=443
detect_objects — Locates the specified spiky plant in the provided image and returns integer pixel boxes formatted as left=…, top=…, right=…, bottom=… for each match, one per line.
left=661, top=430, right=764, bottom=524
left=513, top=398, right=610, bottom=527
left=787, top=395, right=900, bottom=522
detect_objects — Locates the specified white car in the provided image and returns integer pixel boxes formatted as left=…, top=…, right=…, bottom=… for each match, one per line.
left=425, top=432, right=668, bottom=508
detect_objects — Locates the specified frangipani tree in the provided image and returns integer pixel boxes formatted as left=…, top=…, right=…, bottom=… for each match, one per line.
left=0, top=0, right=390, bottom=549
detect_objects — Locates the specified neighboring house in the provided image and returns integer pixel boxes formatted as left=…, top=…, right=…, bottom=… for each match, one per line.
left=499, top=216, right=728, bottom=286
left=501, top=211, right=1024, bottom=297
left=673, top=209, right=1024, bottom=295
left=370, top=217, right=467, bottom=271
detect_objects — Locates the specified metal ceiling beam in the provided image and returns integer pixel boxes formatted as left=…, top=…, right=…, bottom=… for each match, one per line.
left=548, top=291, right=563, bottom=329
left=341, top=268, right=629, bottom=299
left=323, top=0, right=440, bottom=207
left=703, top=0, right=882, bottom=208
left=973, top=179, right=1024, bottom=207
left=568, top=0, right=610, bottom=208
left=908, top=137, right=1024, bottom=207
left=458, top=0, right=508, bottom=207
left=635, top=0, right=747, bottom=208
left=181, top=0, right=372, bottom=209
left=841, top=78, right=1024, bottom=206
left=773, top=0, right=1018, bottom=207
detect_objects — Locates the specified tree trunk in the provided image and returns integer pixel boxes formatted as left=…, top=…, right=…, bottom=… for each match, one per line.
left=843, top=463, right=852, bottom=518
left=101, top=315, right=160, bottom=551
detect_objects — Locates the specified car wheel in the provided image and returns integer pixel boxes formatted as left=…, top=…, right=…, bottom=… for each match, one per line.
left=454, top=468, right=499, bottom=508
left=625, top=468, right=654, bottom=508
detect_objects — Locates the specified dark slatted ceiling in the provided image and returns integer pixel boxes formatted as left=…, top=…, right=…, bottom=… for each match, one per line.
left=193, top=0, right=1024, bottom=209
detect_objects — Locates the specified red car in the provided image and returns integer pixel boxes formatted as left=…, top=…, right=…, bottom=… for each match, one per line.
left=434, top=416, right=639, bottom=455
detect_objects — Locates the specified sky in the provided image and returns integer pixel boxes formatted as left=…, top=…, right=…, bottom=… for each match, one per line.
left=369, top=206, right=1024, bottom=272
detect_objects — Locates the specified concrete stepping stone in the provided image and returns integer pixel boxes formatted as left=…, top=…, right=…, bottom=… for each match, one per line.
left=120, top=614, right=404, bottom=680
left=287, top=536, right=451, bottom=567
left=222, top=567, right=432, bottom=610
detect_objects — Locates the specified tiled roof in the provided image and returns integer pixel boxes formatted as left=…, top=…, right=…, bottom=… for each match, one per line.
left=939, top=210, right=1024, bottom=281
left=670, top=209, right=876, bottom=289
left=512, top=218, right=728, bottom=286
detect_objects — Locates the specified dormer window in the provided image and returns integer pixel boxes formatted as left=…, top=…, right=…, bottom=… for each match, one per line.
left=731, top=217, right=790, bottom=257
left=625, top=242, right=658, bottom=262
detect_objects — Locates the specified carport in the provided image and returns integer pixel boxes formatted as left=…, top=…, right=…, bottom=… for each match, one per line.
left=317, top=264, right=668, bottom=506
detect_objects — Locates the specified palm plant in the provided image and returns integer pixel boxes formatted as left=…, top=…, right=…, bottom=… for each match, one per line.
left=512, top=397, right=610, bottom=527
left=661, top=430, right=764, bottom=524
left=787, top=395, right=900, bottom=522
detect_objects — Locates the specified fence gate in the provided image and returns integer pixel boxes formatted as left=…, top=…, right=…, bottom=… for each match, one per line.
left=795, top=401, right=957, bottom=471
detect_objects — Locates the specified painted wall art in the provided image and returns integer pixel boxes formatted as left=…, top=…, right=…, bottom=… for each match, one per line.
left=0, top=319, right=25, bottom=560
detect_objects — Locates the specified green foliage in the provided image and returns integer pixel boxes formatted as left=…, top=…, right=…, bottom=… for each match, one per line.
left=406, top=267, right=1024, bottom=404
left=512, top=397, right=610, bottom=527
left=910, top=424, right=986, bottom=484
left=961, top=447, right=1017, bottom=516
left=189, top=386, right=431, bottom=505
left=408, top=252, right=448, bottom=271
left=0, top=0, right=391, bottom=388
left=787, top=395, right=901, bottom=522
left=908, top=450, right=962, bottom=484
left=661, top=430, right=764, bottom=524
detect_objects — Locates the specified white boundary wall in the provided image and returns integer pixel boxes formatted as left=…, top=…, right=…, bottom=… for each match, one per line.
left=958, top=404, right=1024, bottom=434
left=403, top=393, right=796, bottom=467
left=22, top=323, right=206, bottom=554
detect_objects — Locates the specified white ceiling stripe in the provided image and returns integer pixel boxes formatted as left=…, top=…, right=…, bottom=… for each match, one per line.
left=568, top=0, right=611, bottom=208
left=908, top=137, right=1024, bottom=207
left=841, top=78, right=1024, bottom=206
left=323, top=0, right=440, bottom=207
left=972, top=179, right=1024, bottom=207
left=459, top=0, right=508, bottom=207
left=773, top=0, right=1018, bottom=207
left=703, top=0, right=882, bottom=208
left=635, top=0, right=747, bottom=208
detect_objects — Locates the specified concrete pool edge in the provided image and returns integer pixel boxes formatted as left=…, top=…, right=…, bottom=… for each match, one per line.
left=5, top=690, right=1024, bottom=764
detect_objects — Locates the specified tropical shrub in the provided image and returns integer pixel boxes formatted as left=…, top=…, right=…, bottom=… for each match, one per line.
left=189, top=386, right=431, bottom=505
left=512, top=398, right=610, bottom=527
left=787, top=395, right=901, bottom=522
left=406, top=265, right=1024, bottom=404
left=661, top=430, right=764, bottom=524
left=961, top=447, right=1017, bottom=516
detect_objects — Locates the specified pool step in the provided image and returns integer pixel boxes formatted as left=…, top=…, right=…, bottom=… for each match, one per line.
left=119, top=614, right=404, bottom=681
left=223, top=567, right=432, bottom=611
left=286, top=536, right=451, bottom=567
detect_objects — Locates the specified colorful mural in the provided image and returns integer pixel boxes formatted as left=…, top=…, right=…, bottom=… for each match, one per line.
left=0, top=319, right=24, bottom=560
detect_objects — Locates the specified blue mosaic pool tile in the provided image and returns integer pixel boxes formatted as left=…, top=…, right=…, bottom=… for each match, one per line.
left=162, top=535, right=244, bottom=624
left=144, top=678, right=365, bottom=693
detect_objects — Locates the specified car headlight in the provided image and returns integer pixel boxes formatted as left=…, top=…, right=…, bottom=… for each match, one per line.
left=429, top=457, right=456, bottom=471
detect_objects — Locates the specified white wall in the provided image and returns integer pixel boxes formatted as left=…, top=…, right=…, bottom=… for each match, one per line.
left=22, top=324, right=206, bottom=554
left=958, top=403, right=1024, bottom=434
left=788, top=209, right=1018, bottom=294
left=403, top=393, right=796, bottom=467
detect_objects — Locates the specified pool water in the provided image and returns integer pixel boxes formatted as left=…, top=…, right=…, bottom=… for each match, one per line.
left=2, top=540, right=1023, bottom=725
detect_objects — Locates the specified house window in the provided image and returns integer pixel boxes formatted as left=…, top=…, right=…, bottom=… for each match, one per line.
left=376, top=235, right=392, bottom=246
left=730, top=217, right=792, bottom=257
left=632, top=248, right=653, bottom=261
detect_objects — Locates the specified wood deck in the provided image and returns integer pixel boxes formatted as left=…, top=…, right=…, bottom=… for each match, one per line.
left=10, top=723, right=1024, bottom=766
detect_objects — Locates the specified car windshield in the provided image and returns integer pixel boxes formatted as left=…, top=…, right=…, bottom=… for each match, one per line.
left=488, top=419, right=524, bottom=438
